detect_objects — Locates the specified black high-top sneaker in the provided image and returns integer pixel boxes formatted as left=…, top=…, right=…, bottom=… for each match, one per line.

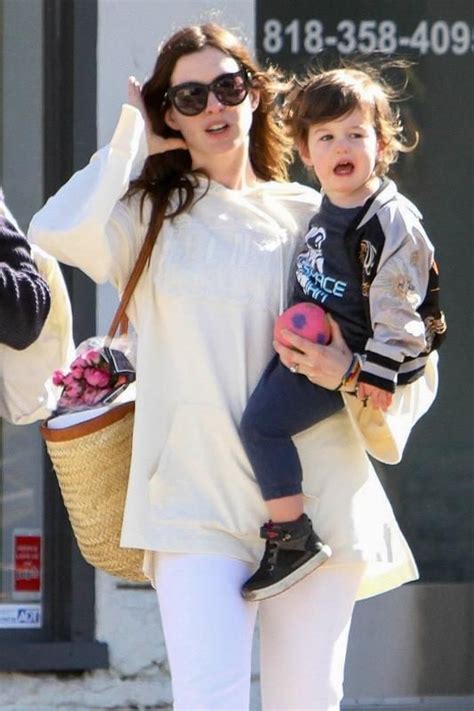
left=241, top=514, right=331, bottom=602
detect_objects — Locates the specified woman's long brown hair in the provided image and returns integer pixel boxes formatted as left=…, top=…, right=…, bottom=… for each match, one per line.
left=125, top=23, right=293, bottom=252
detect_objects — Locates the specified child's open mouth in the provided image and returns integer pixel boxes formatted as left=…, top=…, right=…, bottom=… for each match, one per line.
left=334, top=161, right=354, bottom=175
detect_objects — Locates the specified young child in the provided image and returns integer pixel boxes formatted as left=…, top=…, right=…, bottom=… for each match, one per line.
left=240, top=65, right=446, bottom=602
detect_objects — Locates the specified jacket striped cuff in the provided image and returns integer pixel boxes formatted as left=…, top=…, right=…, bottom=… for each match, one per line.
left=359, top=350, right=401, bottom=393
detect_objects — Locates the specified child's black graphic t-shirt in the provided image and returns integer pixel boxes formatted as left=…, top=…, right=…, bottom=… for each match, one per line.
left=291, top=195, right=368, bottom=352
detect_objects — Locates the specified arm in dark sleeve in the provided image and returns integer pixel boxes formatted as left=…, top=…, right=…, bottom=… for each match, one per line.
left=0, top=197, right=51, bottom=349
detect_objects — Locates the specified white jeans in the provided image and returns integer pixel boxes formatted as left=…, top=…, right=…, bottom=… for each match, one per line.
left=154, top=553, right=365, bottom=711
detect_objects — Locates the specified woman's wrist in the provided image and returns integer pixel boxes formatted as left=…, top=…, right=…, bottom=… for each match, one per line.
left=334, top=353, right=362, bottom=392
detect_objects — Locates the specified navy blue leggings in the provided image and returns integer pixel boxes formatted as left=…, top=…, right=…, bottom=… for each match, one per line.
left=240, top=355, right=343, bottom=500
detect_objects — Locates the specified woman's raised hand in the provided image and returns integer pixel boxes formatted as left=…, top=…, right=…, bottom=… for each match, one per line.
left=128, top=76, right=187, bottom=156
left=273, top=315, right=353, bottom=391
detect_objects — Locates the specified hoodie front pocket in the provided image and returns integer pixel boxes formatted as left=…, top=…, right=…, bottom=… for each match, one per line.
left=148, top=403, right=266, bottom=532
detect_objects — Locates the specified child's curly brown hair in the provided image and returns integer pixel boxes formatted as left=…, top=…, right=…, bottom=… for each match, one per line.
left=284, top=61, right=417, bottom=177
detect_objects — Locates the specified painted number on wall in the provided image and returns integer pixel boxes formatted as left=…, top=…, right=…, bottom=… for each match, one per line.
left=262, top=19, right=473, bottom=55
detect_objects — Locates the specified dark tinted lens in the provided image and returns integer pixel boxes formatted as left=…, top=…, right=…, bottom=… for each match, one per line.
left=168, top=70, right=250, bottom=116
left=213, top=72, right=248, bottom=106
left=172, top=84, right=208, bottom=116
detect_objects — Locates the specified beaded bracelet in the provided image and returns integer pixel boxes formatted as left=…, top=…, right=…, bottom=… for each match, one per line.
left=335, top=353, right=362, bottom=391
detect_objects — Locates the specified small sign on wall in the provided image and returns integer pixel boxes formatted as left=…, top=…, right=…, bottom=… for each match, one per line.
left=12, top=529, right=42, bottom=600
left=0, top=604, right=42, bottom=629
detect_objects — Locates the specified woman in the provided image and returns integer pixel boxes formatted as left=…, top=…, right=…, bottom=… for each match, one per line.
left=30, top=23, right=424, bottom=711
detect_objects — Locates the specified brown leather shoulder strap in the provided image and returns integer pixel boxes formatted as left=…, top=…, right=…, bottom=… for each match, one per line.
left=106, top=227, right=157, bottom=341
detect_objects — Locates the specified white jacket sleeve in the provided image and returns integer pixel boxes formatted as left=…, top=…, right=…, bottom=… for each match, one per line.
left=0, top=246, right=75, bottom=424
left=28, top=105, right=148, bottom=291
left=360, top=208, right=434, bottom=392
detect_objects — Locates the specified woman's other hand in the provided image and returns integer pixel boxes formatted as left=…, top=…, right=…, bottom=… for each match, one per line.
left=273, top=315, right=352, bottom=391
left=128, top=77, right=187, bottom=156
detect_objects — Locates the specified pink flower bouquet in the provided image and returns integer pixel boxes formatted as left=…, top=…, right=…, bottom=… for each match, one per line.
left=52, top=345, right=135, bottom=413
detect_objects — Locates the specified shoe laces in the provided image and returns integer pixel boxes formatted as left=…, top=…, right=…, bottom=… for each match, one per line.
left=261, top=539, right=279, bottom=571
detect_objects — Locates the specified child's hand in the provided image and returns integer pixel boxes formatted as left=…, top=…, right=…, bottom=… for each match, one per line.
left=128, top=77, right=187, bottom=156
left=357, top=382, right=393, bottom=411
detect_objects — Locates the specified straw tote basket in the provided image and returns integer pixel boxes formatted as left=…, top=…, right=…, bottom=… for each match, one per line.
left=41, top=230, right=157, bottom=582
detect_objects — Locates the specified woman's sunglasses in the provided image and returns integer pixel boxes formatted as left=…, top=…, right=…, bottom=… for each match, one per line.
left=165, top=69, right=251, bottom=117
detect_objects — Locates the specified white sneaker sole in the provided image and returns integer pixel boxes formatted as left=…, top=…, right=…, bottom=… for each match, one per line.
left=242, top=545, right=332, bottom=602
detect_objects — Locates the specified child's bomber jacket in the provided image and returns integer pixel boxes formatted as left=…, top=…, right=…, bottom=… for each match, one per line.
left=294, top=179, right=447, bottom=393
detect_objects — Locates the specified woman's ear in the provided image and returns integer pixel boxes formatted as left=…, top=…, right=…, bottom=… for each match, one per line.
left=250, top=89, right=260, bottom=112
left=164, top=106, right=179, bottom=131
